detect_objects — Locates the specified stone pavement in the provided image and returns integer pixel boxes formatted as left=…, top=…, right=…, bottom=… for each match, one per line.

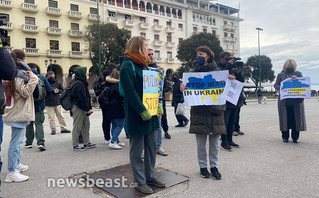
left=1, top=98, right=319, bottom=198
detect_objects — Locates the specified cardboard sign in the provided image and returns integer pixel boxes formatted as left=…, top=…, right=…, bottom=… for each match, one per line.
left=143, top=70, right=159, bottom=116
left=280, top=77, right=311, bottom=100
left=149, top=67, right=165, bottom=98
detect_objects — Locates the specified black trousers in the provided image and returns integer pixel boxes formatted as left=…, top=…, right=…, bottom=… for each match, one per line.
left=221, top=108, right=238, bottom=144
left=234, top=107, right=241, bottom=132
left=161, top=99, right=169, bottom=133
left=102, top=109, right=111, bottom=141
left=282, top=106, right=300, bottom=141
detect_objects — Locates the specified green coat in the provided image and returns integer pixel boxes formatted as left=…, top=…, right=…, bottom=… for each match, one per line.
left=189, top=62, right=227, bottom=135
left=119, top=57, right=159, bottom=136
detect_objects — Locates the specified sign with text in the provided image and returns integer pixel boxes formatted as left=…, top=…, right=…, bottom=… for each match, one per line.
left=143, top=70, right=159, bottom=116
left=222, top=79, right=244, bottom=105
left=280, top=77, right=311, bottom=100
left=182, top=70, right=229, bottom=106
left=149, top=67, right=165, bottom=98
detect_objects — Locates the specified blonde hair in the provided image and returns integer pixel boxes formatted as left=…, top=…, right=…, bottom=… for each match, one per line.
left=126, top=36, right=147, bottom=55
left=283, top=59, right=297, bottom=72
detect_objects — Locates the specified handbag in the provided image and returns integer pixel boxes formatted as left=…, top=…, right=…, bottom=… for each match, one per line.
left=284, top=98, right=304, bottom=107
left=175, top=103, right=185, bottom=115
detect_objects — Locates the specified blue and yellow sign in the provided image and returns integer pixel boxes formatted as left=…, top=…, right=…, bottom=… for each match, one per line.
left=143, top=70, right=159, bottom=116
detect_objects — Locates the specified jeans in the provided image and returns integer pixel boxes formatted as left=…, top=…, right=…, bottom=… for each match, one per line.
left=258, top=96, right=262, bottom=103
left=8, top=127, right=25, bottom=172
left=111, top=118, right=125, bottom=143
left=0, top=115, right=3, bottom=186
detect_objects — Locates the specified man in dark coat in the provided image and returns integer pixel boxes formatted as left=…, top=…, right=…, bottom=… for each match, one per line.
left=172, top=73, right=189, bottom=127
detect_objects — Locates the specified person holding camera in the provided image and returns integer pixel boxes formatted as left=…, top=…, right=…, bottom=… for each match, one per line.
left=218, top=52, right=244, bottom=151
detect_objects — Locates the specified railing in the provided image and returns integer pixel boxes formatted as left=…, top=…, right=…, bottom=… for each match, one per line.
left=1, top=22, right=13, bottom=30
left=48, top=49, right=62, bottom=57
left=153, top=25, right=163, bottom=32
left=22, top=3, right=38, bottom=12
left=166, top=27, right=175, bottom=33
left=88, top=14, right=98, bottom=21
left=139, top=22, right=149, bottom=29
left=166, top=42, right=175, bottom=48
left=153, top=40, right=163, bottom=46
left=124, top=20, right=134, bottom=27
left=22, top=24, right=39, bottom=33
left=47, top=27, right=62, bottom=35
left=0, top=0, right=12, bottom=9
left=69, top=51, right=83, bottom=58
left=166, top=58, right=175, bottom=63
left=24, top=48, right=39, bottom=55
left=69, top=30, right=83, bottom=37
left=68, top=11, right=82, bottom=19
left=47, top=7, right=62, bottom=16
left=107, top=17, right=119, bottom=23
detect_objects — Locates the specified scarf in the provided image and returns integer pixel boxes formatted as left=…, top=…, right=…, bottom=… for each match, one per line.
left=124, top=50, right=151, bottom=67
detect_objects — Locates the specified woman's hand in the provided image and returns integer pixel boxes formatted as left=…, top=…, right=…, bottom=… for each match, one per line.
left=25, top=71, right=32, bottom=76
left=180, top=83, right=186, bottom=92
left=228, top=74, right=236, bottom=79
left=291, top=75, right=297, bottom=79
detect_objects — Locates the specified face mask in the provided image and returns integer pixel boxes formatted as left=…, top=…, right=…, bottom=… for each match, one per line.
left=286, top=68, right=294, bottom=74
left=48, top=77, right=55, bottom=82
left=172, top=76, right=178, bottom=82
left=196, top=56, right=206, bottom=65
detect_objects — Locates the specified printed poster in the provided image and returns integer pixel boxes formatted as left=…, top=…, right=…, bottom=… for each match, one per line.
left=149, top=67, right=165, bottom=98
left=143, top=70, right=159, bottom=116
left=222, top=79, right=244, bottom=105
left=182, top=70, right=229, bottom=106
left=280, top=77, right=311, bottom=100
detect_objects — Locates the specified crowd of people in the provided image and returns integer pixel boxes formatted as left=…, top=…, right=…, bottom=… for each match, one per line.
left=0, top=37, right=307, bottom=194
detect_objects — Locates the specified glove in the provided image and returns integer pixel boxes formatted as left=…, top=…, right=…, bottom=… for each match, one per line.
left=158, top=103, right=163, bottom=114
left=140, top=110, right=152, bottom=121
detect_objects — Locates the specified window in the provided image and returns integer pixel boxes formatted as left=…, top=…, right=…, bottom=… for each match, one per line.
left=231, top=33, right=234, bottom=38
left=0, top=13, right=9, bottom=22
left=178, top=24, right=183, bottom=31
left=154, top=50, right=160, bottom=58
left=25, top=17, right=35, bottom=25
left=140, top=17, right=146, bottom=23
left=109, top=11, right=115, bottom=17
left=125, top=15, right=131, bottom=20
left=25, top=0, right=35, bottom=4
left=230, top=22, right=234, bottom=26
left=212, top=30, right=216, bottom=35
left=153, top=19, right=159, bottom=26
left=166, top=21, right=171, bottom=28
left=154, top=34, right=159, bottom=41
left=224, top=32, right=228, bottom=37
left=167, top=52, right=172, bottom=59
left=26, top=38, right=36, bottom=48
left=49, top=0, right=58, bottom=8
left=193, top=14, right=195, bottom=22
left=203, top=28, right=207, bottom=33
left=224, top=21, right=227, bottom=25
left=140, top=32, right=146, bottom=37
left=50, top=40, right=59, bottom=50
left=72, top=42, right=80, bottom=51
left=193, top=26, right=198, bottom=32
left=71, top=23, right=79, bottom=30
left=6, top=36, right=10, bottom=46
left=167, top=34, right=172, bottom=42
left=70, top=4, right=79, bottom=11
left=178, top=38, right=183, bottom=43
left=90, top=8, right=97, bottom=14
left=49, top=20, right=58, bottom=28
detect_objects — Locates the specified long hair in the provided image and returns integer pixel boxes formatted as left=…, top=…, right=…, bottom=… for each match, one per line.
left=126, top=36, right=147, bottom=56
left=283, top=59, right=297, bottom=72
left=196, top=46, right=215, bottom=63
left=6, top=50, right=25, bottom=99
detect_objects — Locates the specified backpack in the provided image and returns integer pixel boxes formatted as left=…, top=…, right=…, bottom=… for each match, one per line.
left=93, top=76, right=104, bottom=97
left=119, top=60, right=136, bottom=97
left=98, top=86, right=110, bottom=109
left=34, top=75, right=47, bottom=101
left=60, top=81, right=78, bottom=111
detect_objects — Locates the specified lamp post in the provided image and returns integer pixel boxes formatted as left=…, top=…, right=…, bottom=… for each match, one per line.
left=97, top=0, right=102, bottom=76
left=44, top=57, right=57, bottom=72
left=256, top=27, right=263, bottom=88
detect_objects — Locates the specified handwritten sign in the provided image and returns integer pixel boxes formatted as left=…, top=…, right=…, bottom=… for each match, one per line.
left=143, top=70, right=159, bottom=116
left=149, top=67, right=165, bottom=98
left=280, top=77, right=311, bottom=100
left=182, top=70, right=229, bottom=106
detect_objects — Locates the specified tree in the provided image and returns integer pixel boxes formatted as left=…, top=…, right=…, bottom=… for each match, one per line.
left=85, top=23, right=131, bottom=75
left=242, top=55, right=275, bottom=89
left=176, top=32, right=223, bottom=76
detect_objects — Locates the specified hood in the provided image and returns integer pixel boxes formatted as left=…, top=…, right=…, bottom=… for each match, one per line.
left=31, top=68, right=39, bottom=75
left=74, top=67, right=87, bottom=81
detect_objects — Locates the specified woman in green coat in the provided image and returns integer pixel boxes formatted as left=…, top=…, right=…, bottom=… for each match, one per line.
left=119, top=36, right=165, bottom=194
left=181, top=46, right=226, bottom=179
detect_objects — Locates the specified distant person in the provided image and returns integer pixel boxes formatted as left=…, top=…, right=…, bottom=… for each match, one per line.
left=257, top=87, right=262, bottom=104
left=172, top=73, right=189, bottom=127
left=274, top=59, right=306, bottom=143
left=120, top=36, right=165, bottom=194
left=45, top=71, right=70, bottom=135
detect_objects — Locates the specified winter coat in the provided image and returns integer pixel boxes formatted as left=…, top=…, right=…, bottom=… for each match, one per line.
left=119, top=57, right=159, bottom=136
left=274, top=71, right=306, bottom=132
left=103, top=79, right=124, bottom=120
left=172, top=78, right=183, bottom=104
left=189, top=62, right=227, bottom=135
left=71, top=67, right=91, bottom=112
left=3, top=72, right=38, bottom=122
left=45, top=78, right=63, bottom=106
left=31, top=69, right=52, bottom=112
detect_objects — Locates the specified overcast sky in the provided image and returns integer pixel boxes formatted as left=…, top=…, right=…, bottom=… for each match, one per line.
left=219, top=0, right=319, bottom=84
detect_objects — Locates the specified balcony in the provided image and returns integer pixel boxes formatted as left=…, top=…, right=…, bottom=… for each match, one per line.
left=47, top=27, right=62, bottom=36
left=107, top=17, right=119, bottom=24
left=139, top=22, right=149, bottom=30
left=21, top=3, right=38, bottom=13
left=230, top=37, right=237, bottom=43
left=47, top=49, right=62, bottom=57
left=155, top=57, right=163, bottom=63
left=1, top=22, right=13, bottom=31
left=223, top=37, right=232, bottom=42
left=22, top=24, right=39, bottom=33
left=69, top=30, right=83, bottom=38
left=166, top=27, right=175, bottom=33
left=0, top=0, right=12, bottom=9
left=229, top=25, right=237, bottom=32
left=69, top=51, right=83, bottom=59
left=88, top=14, right=98, bottom=21
left=153, top=25, right=163, bottom=32
left=24, top=48, right=39, bottom=56
left=166, top=58, right=175, bottom=63
left=166, top=42, right=175, bottom=48
left=124, top=20, right=135, bottom=28
left=46, top=7, right=62, bottom=16
left=153, top=40, right=163, bottom=47
left=68, top=11, right=82, bottom=19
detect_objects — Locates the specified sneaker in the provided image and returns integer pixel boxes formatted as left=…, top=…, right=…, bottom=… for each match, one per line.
left=38, top=145, right=46, bottom=151
left=237, top=131, right=245, bottom=135
left=146, top=179, right=166, bottom=188
left=51, top=131, right=56, bottom=135
left=16, top=163, right=29, bottom=172
left=135, top=184, right=153, bottom=194
left=61, top=130, right=71, bottom=133
left=73, top=145, right=86, bottom=151
left=109, top=142, right=122, bottom=150
left=221, top=143, right=232, bottom=151
left=233, top=132, right=239, bottom=136
left=200, top=168, right=210, bottom=178
left=293, top=140, right=299, bottom=143
left=229, top=141, right=239, bottom=147
left=104, top=139, right=111, bottom=145
left=164, top=132, right=171, bottom=139
left=117, top=142, right=125, bottom=146
left=157, top=147, right=168, bottom=156
left=211, top=167, right=222, bottom=180
left=283, top=139, right=289, bottom=143
left=184, top=119, right=189, bottom=127
left=84, top=143, right=96, bottom=149
left=5, top=170, right=29, bottom=183
left=25, top=144, right=32, bottom=149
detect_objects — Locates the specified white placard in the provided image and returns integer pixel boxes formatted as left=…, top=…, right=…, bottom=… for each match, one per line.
left=222, top=79, right=244, bottom=105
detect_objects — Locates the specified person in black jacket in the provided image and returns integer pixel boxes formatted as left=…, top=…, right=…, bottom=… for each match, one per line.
left=45, top=71, right=70, bottom=135
left=0, top=41, right=17, bottom=187
left=70, top=67, right=95, bottom=151
left=172, top=73, right=189, bottom=127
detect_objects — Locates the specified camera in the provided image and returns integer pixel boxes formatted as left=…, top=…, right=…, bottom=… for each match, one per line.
left=225, top=57, right=243, bottom=68
left=0, top=14, right=9, bottom=47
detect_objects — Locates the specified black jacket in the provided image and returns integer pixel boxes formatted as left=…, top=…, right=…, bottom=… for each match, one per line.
left=45, top=78, right=63, bottom=106
left=0, top=47, right=17, bottom=114
left=172, top=79, right=183, bottom=104
left=71, top=77, right=91, bottom=112
left=104, top=83, right=124, bottom=120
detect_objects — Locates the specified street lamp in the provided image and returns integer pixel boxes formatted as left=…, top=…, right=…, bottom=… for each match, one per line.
left=256, top=27, right=263, bottom=88
left=97, top=0, right=102, bottom=76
